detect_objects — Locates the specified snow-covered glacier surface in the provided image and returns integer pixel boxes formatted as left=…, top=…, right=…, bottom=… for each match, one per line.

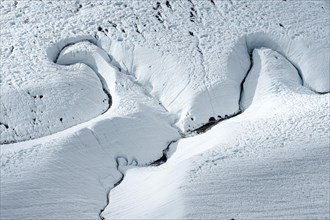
left=1, top=0, right=329, bottom=219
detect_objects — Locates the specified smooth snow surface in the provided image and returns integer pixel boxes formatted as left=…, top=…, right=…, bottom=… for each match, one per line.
left=1, top=0, right=329, bottom=219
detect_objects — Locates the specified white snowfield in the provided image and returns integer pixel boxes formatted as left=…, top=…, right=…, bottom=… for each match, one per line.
left=105, top=48, right=330, bottom=219
left=0, top=0, right=329, bottom=219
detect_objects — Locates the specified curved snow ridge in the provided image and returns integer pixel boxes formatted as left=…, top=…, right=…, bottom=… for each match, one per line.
left=56, top=39, right=184, bottom=133
left=100, top=39, right=329, bottom=217
left=56, top=40, right=114, bottom=112
left=102, top=46, right=330, bottom=220
left=3, top=34, right=328, bottom=145
left=241, top=48, right=304, bottom=110
left=229, top=32, right=330, bottom=96
left=120, top=32, right=329, bottom=134
left=0, top=36, right=108, bottom=145
left=1, top=38, right=182, bottom=146
left=189, top=32, right=330, bottom=133
left=0, top=40, right=114, bottom=145
left=99, top=41, right=329, bottom=219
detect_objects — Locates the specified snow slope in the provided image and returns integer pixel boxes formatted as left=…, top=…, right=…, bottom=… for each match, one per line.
left=104, top=48, right=330, bottom=219
left=1, top=36, right=180, bottom=219
left=1, top=0, right=329, bottom=143
left=1, top=0, right=329, bottom=219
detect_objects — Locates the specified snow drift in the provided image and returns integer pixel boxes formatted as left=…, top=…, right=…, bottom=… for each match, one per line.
left=1, top=0, right=329, bottom=219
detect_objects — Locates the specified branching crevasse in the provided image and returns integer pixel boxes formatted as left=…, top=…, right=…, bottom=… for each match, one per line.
left=99, top=156, right=126, bottom=220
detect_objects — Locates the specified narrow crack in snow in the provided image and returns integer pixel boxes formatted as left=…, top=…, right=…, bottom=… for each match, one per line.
left=99, top=156, right=126, bottom=220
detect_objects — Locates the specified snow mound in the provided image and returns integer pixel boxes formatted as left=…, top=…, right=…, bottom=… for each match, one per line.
left=1, top=0, right=329, bottom=219
left=104, top=32, right=330, bottom=134
left=102, top=33, right=330, bottom=219
left=241, top=48, right=302, bottom=110
left=229, top=33, right=330, bottom=94
left=0, top=61, right=109, bottom=144
left=0, top=40, right=181, bottom=219
left=104, top=50, right=330, bottom=218
left=56, top=40, right=113, bottom=107
left=3, top=31, right=328, bottom=145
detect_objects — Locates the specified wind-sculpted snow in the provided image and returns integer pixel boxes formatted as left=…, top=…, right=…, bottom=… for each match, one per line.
left=56, top=32, right=330, bottom=136
left=56, top=41, right=113, bottom=110
left=229, top=33, right=330, bottom=96
left=1, top=40, right=181, bottom=219
left=241, top=48, right=303, bottom=110
left=104, top=47, right=330, bottom=219
left=1, top=0, right=329, bottom=219
left=1, top=0, right=329, bottom=144
left=51, top=37, right=328, bottom=219
left=1, top=32, right=327, bottom=145
left=0, top=58, right=110, bottom=144
left=2, top=31, right=329, bottom=220
left=2, top=29, right=329, bottom=220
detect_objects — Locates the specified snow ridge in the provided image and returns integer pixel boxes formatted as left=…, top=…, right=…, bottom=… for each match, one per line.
left=56, top=40, right=112, bottom=114
left=2, top=34, right=328, bottom=218
left=53, top=32, right=328, bottom=139
left=56, top=40, right=185, bottom=136
left=102, top=43, right=329, bottom=220
left=1, top=1, right=329, bottom=219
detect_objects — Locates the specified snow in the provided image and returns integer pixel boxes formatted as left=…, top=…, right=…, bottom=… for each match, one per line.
left=241, top=48, right=302, bottom=110
left=1, top=0, right=329, bottom=219
left=105, top=67, right=330, bottom=218
left=1, top=36, right=180, bottom=220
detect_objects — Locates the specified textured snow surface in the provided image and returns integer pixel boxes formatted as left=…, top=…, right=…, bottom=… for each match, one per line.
left=105, top=47, right=330, bottom=219
left=1, top=0, right=329, bottom=143
left=1, top=0, right=329, bottom=219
